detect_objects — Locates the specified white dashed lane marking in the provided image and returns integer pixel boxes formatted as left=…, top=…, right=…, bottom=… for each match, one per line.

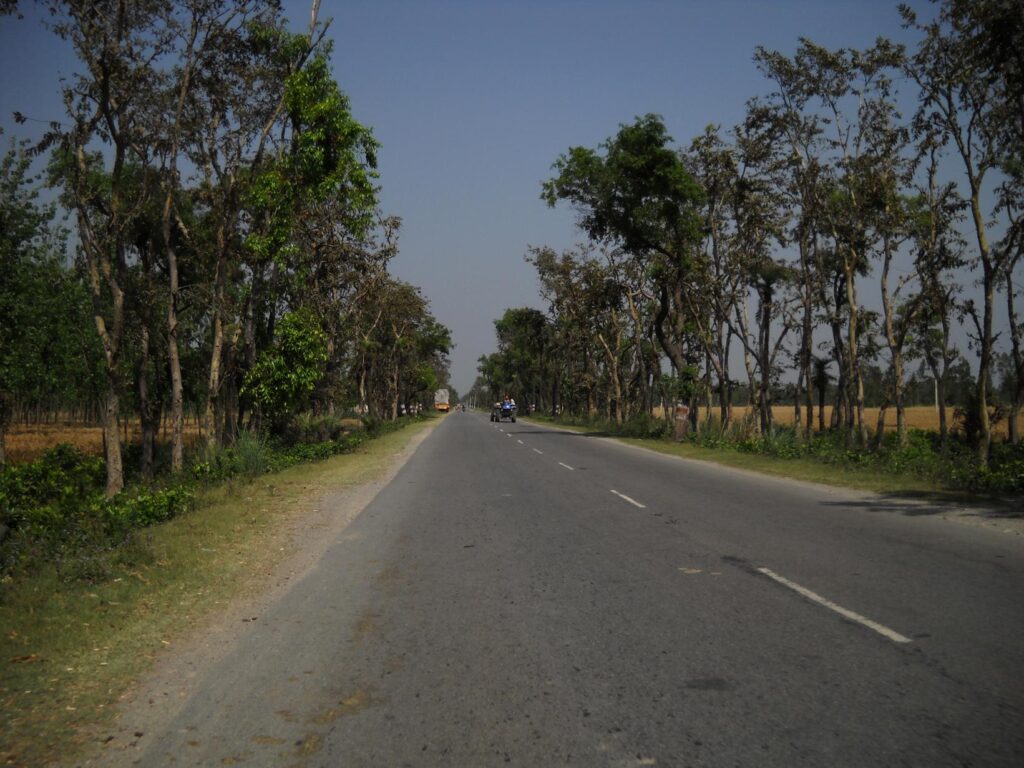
left=558, top=462, right=574, bottom=471
left=610, top=490, right=646, bottom=508
left=757, top=567, right=912, bottom=644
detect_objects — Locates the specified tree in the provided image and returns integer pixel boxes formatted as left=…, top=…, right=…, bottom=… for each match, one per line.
left=41, top=0, right=176, bottom=495
left=242, top=307, right=327, bottom=430
left=757, top=38, right=907, bottom=446
left=542, top=114, right=706, bottom=390
left=529, top=246, right=599, bottom=416
left=0, top=137, right=98, bottom=465
left=903, top=0, right=1022, bottom=462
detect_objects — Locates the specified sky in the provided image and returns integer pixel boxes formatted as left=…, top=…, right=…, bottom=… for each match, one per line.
left=0, top=0, right=957, bottom=394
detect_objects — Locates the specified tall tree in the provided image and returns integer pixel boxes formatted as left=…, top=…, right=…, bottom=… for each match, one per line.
left=542, top=115, right=705, bottom=399
left=45, top=0, right=172, bottom=496
left=903, top=0, right=1022, bottom=462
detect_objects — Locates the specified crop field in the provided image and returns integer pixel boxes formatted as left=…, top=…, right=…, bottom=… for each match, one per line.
left=659, top=405, right=1019, bottom=440
left=4, top=420, right=204, bottom=464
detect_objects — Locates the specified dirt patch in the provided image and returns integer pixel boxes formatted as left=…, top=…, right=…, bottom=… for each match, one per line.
left=77, top=422, right=437, bottom=767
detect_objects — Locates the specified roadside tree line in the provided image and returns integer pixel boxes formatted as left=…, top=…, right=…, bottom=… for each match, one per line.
left=0, top=1, right=451, bottom=495
left=477, top=0, right=1022, bottom=466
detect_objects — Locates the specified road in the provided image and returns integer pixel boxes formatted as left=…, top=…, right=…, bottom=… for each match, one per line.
left=123, top=412, right=1024, bottom=767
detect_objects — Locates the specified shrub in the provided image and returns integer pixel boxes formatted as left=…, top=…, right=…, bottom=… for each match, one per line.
left=619, top=413, right=671, bottom=439
left=0, top=415, right=423, bottom=583
left=103, top=485, right=195, bottom=536
left=288, top=412, right=349, bottom=444
left=0, top=444, right=105, bottom=531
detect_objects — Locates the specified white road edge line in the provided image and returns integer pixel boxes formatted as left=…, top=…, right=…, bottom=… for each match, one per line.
left=756, top=567, right=912, bottom=644
left=610, top=490, right=646, bottom=509
left=558, top=462, right=575, bottom=471
left=533, top=448, right=544, bottom=455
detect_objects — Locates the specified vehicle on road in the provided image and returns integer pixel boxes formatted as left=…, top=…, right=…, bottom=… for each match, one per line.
left=434, top=388, right=450, bottom=412
left=490, top=400, right=516, bottom=423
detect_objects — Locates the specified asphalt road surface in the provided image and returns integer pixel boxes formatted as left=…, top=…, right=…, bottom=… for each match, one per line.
left=129, top=412, right=1024, bottom=767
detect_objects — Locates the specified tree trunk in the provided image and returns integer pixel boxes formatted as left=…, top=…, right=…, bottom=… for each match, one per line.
left=968, top=188, right=994, bottom=463
left=818, top=383, right=827, bottom=433
left=390, top=364, right=400, bottom=420
left=843, top=257, right=868, bottom=448
left=894, top=354, right=907, bottom=447
left=873, top=401, right=888, bottom=451
left=167, top=289, right=185, bottom=472
left=596, top=331, right=623, bottom=427
left=758, top=282, right=773, bottom=437
left=0, top=394, right=8, bottom=468
left=101, top=379, right=124, bottom=498
left=136, top=326, right=156, bottom=482
left=204, top=233, right=228, bottom=449
left=1007, top=272, right=1023, bottom=444
left=793, top=368, right=803, bottom=436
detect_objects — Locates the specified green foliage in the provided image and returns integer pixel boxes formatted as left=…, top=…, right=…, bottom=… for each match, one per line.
left=542, top=114, right=705, bottom=256
left=689, top=425, right=1024, bottom=494
left=1, top=139, right=103, bottom=421
left=242, top=308, right=329, bottom=425
left=2, top=414, right=427, bottom=583
left=284, top=55, right=379, bottom=218
left=189, top=414, right=422, bottom=484
left=0, top=444, right=105, bottom=530
left=102, top=486, right=195, bottom=537
left=618, top=413, right=672, bottom=439
left=0, top=444, right=192, bottom=580
left=289, top=412, right=351, bottom=443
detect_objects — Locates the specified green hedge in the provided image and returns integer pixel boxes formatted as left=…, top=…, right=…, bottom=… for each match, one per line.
left=0, top=416, right=424, bottom=582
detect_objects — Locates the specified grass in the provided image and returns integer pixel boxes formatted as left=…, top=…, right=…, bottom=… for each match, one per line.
left=0, top=418, right=434, bottom=768
left=619, top=437, right=950, bottom=495
left=526, top=414, right=973, bottom=498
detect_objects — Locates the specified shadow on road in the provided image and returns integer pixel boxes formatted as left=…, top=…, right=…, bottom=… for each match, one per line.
left=821, top=491, right=1023, bottom=520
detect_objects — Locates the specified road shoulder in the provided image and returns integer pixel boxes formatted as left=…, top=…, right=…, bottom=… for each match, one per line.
left=80, top=419, right=439, bottom=767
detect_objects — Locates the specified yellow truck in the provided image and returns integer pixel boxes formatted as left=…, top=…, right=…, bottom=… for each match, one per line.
left=433, top=388, right=450, bottom=412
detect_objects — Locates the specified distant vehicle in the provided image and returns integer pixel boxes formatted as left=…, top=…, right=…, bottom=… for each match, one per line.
left=434, top=388, right=450, bottom=412
left=490, top=399, right=516, bottom=423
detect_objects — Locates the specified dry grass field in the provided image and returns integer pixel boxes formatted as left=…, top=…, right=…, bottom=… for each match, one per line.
left=659, top=404, right=1019, bottom=440
left=4, top=421, right=204, bottom=464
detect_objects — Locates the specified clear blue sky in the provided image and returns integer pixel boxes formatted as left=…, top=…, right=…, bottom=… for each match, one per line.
left=1, top=1, right=933, bottom=393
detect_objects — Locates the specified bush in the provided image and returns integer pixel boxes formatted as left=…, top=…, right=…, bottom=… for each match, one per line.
left=288, top=413, right=350, bottom=444
left=0, top=415, right=425, bottom=583
left=0, top=444, right=194, bottom=580
left=0, top=444, right=105, bottom=532
left=233, top=430, right=275, bottom=475
left=103, top=485, right=195, bottom=536
left=617, top=413, right=671, bottom=439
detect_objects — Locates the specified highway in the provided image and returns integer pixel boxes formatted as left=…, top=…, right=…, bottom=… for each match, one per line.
left=124, top=411, right=1024, bottom=766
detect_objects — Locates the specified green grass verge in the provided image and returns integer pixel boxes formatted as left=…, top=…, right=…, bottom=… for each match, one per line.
left=523, top=415, right=981, bottom=501
left=0, top=418, right=434, bottom=767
